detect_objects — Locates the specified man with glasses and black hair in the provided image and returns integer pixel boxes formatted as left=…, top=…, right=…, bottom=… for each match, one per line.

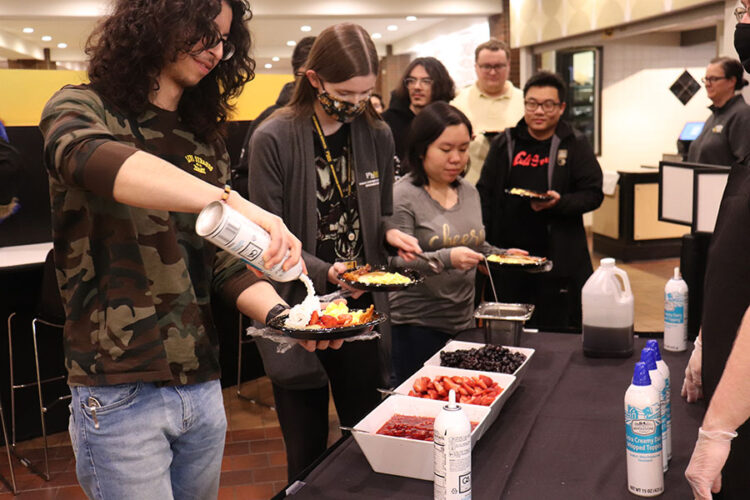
left=477, top=71, right=603, bottom=331
left=452, top=39, right=524, bottom=184
left=382, top=56, right=455, bottom=165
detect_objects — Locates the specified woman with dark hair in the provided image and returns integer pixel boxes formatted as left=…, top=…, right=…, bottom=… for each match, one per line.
left=384, top=101, right=518, bottom=384
left=688, top=56, right=750, bottom=165
left=248, top=22, right=419, bottom=479
left=382, top=56, right=456, bottom=162
left=39, top=1, right=306, bottom=497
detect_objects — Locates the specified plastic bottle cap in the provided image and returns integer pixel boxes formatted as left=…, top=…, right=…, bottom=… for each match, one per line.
left=645, top=340, right=663, bottom=361
left=448, top=389, right=457, bottom=408
left=600, top=257, right=615, bottom=267
left=640, top=347, right=658, bottom=371
left=674, top=267, right=681, bottom=280
left=632, top=361, right=652, bottom=386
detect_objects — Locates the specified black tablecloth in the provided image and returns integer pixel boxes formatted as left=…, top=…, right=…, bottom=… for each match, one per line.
left=284, top=332, right=704, bottom=499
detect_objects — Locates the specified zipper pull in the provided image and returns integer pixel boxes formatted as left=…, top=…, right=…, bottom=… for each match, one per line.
left=87, top=397, right=101, bottom=429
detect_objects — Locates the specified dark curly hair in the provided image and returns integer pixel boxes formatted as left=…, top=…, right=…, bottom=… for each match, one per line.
left=86, top=0, right=255, bottom=141
left=394, top=57, right=455, bottom=104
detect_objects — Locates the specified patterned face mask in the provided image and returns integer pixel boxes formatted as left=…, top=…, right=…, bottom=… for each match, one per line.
left=316, top=87, right=369, bottom=123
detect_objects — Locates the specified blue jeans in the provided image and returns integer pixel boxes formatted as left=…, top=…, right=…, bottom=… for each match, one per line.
left=68, top=380, right=227, bottom=500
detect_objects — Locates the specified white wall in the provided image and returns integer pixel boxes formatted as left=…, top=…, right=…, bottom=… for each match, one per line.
left=599, top=33, right=716, bottom=172
left=391, top=17, right=490, bottom=89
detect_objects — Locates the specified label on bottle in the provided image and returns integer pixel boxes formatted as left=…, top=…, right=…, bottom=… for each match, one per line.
left=434, top=426, right=471, bottom=500
left=626, top=403, right=662, bottom=453
left=664, top=292, right=686, bottom=324
left=625, top=401, right=663, bottom=496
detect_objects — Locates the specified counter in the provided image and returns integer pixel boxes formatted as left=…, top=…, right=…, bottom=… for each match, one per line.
left=281, top=331, right=701, bottom=499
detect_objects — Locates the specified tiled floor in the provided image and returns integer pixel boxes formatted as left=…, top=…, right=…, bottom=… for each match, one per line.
left=0, top=254, right=679, bottom=499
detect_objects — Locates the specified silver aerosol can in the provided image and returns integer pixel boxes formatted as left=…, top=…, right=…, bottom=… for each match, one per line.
left=434, top=389, right=471, bottom=500
left=625, top=362, right=664, bottom=497
left=195, top=201, right=302, bottom=282
left=664, top=267, right=688, bottom=352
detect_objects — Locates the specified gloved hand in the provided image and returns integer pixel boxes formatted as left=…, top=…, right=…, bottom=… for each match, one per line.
left=685, top=427, right=737, bottom=500
left=681, top=336, right=703, bottom=402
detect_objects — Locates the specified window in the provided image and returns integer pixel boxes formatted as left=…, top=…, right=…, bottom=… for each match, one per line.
left=556, top=48, right=602, bottom=155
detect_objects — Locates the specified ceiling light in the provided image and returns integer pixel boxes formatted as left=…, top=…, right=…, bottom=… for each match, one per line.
left=272, top=56, right=280, bottom=62
left=265, top=63, right=272, bottom=69
left=387, top=25, right=398, bottom=32
left=57, top=43, right=68, bottom=49
left=286, top=40, right=296, bottom=47
left=372, top=33, right=382, bottom=40
left=300, top=25, right=312, bottom=32
left=406, top=16, right=417, bottom=22
left=41, top=35, right=52, bottom=42
left=23, top=27, right=34, bottom=34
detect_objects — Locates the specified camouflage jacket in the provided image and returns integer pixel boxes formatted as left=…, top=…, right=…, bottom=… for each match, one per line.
left=40, top=85, right=259, bottom=386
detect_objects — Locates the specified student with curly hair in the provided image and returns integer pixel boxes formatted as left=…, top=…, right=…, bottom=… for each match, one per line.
left=382, top=56, right=456, bottom=164
left=38, top=1, right=327, bottom=497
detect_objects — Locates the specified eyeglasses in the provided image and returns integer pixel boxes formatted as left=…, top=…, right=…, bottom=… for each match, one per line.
left=477, top=63, right=508, bottom=73
left=701, top=76, right=727, bottom=84
left=404, top=77, right=433, bottom=88
left=735, top=5, right=747, bottom=22
left=524, top=99, right=561, bottom=112
left=207, top=35, right=235, bottom=61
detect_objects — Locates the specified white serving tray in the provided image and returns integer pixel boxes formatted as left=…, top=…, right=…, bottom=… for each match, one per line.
left=423, top=340, right=535, bottom=382
left=351, top=394, right=490, bottom=481
left=393, top=364, right=516, bottom=442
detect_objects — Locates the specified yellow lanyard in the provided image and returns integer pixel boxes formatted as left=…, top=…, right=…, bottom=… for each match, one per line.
left=312, top=114, right=351, bottom=200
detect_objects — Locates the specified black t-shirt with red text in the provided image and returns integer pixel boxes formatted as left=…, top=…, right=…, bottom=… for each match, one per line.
left=503, top=133, right=551, bottom=255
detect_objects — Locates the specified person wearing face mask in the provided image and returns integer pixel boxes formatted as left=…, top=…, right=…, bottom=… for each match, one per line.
left=38, top=1, right=309, bottom=497
left=687, top=56, right=750, bottom=166
left=681, top=6, right=750, bottom=498
left=248, top=23, right=420, bottom=480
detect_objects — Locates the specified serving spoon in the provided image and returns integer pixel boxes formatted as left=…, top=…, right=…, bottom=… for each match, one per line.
left=414, top=253, right=444, bottom=274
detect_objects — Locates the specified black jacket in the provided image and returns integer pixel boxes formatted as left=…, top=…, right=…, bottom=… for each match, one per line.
left=232, top=81, right=295, bottom=199
left=477, top=118, right=603, bottom=285
left=381, top=91, right=414, bottom=163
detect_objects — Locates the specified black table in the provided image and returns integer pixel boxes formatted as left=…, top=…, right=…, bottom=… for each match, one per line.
left=283, top=331, right=703, bottom=499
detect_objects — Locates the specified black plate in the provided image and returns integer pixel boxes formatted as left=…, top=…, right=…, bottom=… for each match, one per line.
left=336, top=266, right=424, bottom=292
left=485, top=255, right=553, bottom=272
left=504, top=188, right=554, bottom=201
left=267, top=311, right=387, bottom=340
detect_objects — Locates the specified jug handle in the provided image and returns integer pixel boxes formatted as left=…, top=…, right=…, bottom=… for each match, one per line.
left=612, top=267, right=632, bottom=297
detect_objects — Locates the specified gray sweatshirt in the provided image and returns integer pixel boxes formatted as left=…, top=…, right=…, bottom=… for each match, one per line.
left=386, top=174, right=496, bottom=334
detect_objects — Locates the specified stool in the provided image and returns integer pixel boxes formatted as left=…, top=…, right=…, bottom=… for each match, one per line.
left=7, top=249, right=70, bottom=484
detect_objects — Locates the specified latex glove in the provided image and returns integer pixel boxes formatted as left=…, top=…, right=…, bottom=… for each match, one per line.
left=681, top=336, right=703, bottom=403
left=685, top=427, right=737, bottom=500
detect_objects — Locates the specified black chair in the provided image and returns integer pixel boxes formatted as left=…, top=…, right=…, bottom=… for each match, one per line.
left=7, top=249, right=69, bottom=484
